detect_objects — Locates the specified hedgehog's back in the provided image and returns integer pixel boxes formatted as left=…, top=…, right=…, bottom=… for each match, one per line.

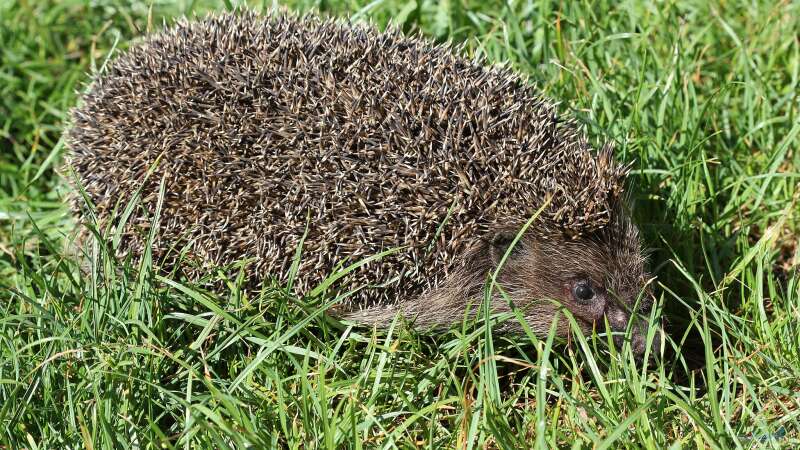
left=67, top=11, right=624, bottom=305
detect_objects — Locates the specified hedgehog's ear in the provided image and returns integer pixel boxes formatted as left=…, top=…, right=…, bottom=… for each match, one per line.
left=490, top=231, right=524, bottom=265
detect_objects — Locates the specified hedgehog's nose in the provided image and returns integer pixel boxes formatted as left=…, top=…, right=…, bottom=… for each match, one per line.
left=606, top=304, right=662, bottom=358
left=611, top=323, right=660, bottom=358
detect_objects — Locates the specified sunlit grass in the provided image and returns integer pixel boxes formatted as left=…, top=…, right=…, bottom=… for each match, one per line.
left=1, top=0, right=798, bottom=448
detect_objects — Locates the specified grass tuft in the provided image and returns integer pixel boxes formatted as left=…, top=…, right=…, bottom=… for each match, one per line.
left=1, top=0, right=799, bottom=448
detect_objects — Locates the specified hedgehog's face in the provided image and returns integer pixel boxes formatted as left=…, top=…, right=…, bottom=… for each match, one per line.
left=490, top=220, right=659, bottom=357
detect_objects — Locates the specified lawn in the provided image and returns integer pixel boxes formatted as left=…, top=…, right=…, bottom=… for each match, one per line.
left=1, top=0, right=799, bottom=448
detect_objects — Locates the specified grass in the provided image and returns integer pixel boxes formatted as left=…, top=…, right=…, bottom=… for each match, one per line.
left=1, top=0, right=799, bottom=448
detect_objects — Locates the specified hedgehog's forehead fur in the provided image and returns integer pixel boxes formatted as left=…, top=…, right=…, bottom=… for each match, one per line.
left=485, top=210, right=649, bottom=313
left=67, top=11, right=647, bottom=334
left=525, top=215, right=644, bottom=289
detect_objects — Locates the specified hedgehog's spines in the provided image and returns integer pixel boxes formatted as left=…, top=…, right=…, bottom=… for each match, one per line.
left=67, top=10, right=629, bottom=311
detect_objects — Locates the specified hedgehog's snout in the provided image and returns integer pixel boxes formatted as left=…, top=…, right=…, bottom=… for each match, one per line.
left=605, top=301, right=661, bottom=358
left=620, top=319, right=662, bottom=359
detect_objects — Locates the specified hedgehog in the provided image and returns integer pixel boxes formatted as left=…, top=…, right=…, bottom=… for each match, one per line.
left=66, top=11, right=658, bottom=355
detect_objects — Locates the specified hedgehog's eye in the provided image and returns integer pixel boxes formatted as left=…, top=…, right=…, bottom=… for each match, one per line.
left=572, top=280, right=595, bottom=303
